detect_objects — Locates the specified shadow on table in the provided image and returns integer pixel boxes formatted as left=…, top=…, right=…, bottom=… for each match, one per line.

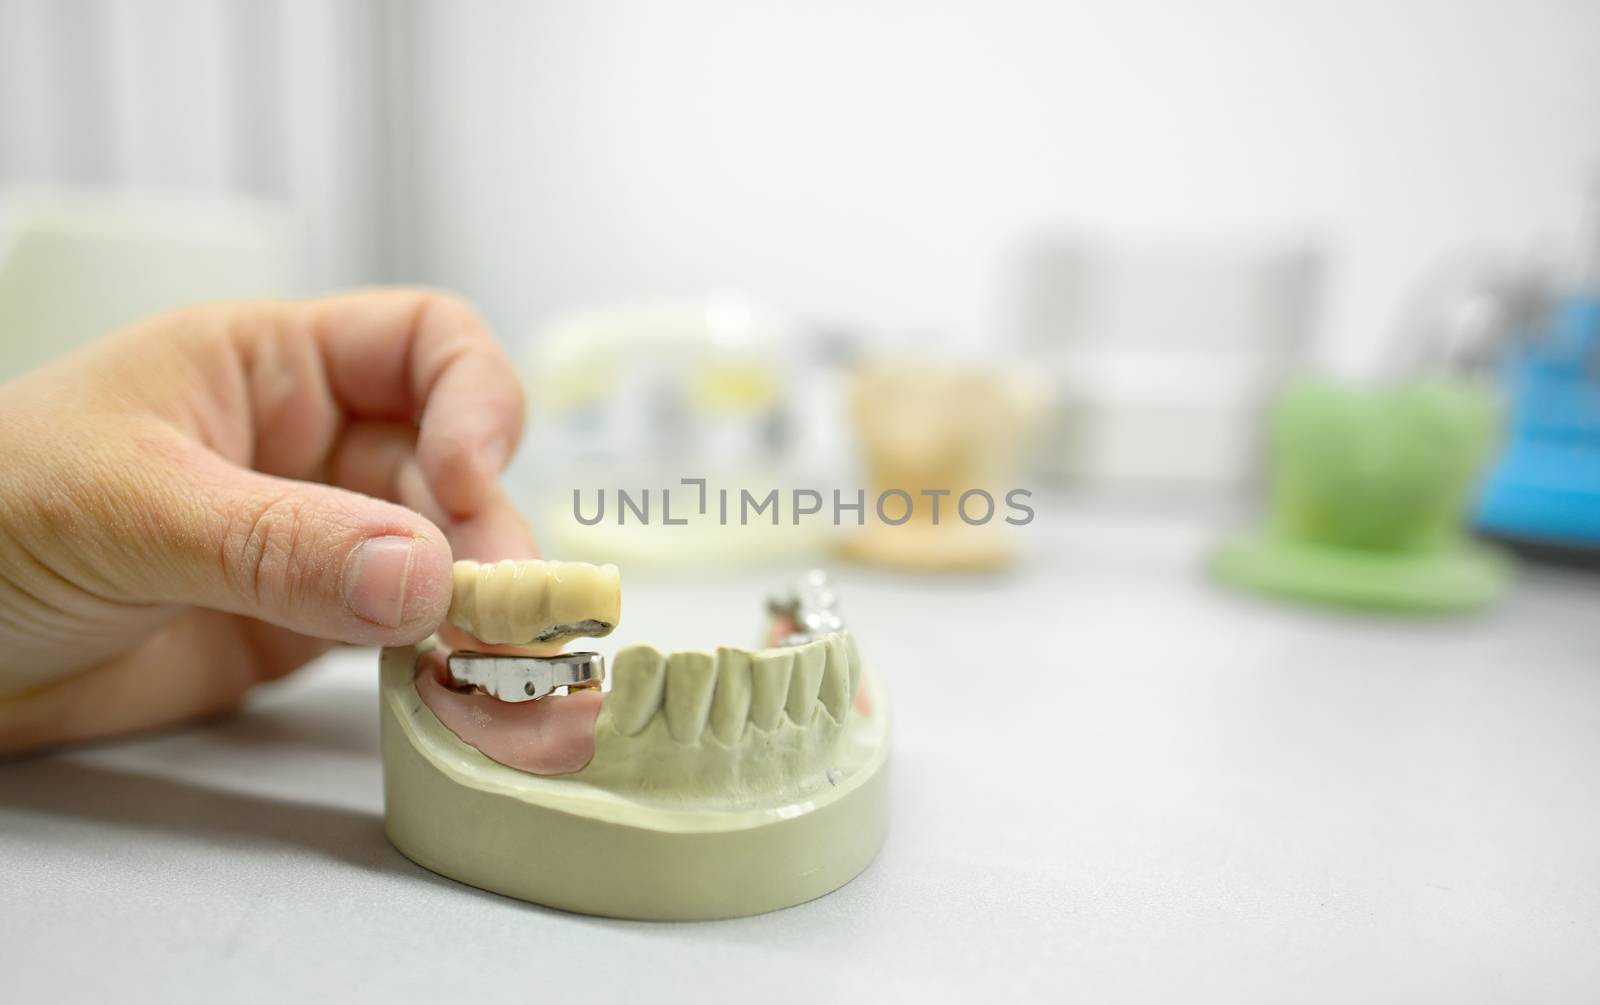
left=0, top=678, right=884, bottom=930
left=206, top=684, right=382, bottom=758
left=0, top=756, right=737, bottom=928
left=0, top=758, right=417, bottom=877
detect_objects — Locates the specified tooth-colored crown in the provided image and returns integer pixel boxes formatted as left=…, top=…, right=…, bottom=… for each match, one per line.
left=448, top=559, right=621, bottom=645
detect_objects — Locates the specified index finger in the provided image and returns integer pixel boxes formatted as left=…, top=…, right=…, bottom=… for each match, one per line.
left=304, top=289, right=526, bottom=518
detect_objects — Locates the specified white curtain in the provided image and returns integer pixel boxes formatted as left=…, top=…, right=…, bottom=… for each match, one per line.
left=4, top=1, right=1598, bottom=366
left=0, top=0, right=419, bottom=291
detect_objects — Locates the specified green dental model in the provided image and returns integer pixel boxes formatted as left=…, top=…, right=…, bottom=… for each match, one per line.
left=1213, top=378, right=1508, bottom=611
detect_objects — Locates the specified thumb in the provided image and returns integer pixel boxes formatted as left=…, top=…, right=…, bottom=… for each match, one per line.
left=123, top=447, right=454, bottom=646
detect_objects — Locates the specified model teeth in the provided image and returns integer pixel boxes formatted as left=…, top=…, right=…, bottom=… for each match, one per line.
left=662, top=651, right=716, bottom=743
left=448, top=559, right=621, bottom=646
left=603, top=631, right=858, bottom=746
left=748, top=647, right=794, bottom=731
left=784, top=642, right=827, bottom=723
left=608, top=645, right=666, bottom=736
left=525, top=630, right=870, bottom=802
left=843, top=632, right=862, bottom=699
left=709, top=648, right=753, bottom=744
left=818, top=633, right=852, bottom=721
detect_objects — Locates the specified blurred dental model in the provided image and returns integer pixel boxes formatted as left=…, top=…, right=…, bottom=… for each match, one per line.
left=513, top=295, right=838, bottom=568
left=1471, top=183, right=1600, bottom=559
left=1212, top=378, right=1507, bottom=612
left=840, top=360, right=1046, bottom=572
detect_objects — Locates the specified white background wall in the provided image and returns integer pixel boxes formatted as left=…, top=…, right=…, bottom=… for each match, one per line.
left=0, top=0, right=401, bottom=289
left=4, top=0, right=1599, bottom=370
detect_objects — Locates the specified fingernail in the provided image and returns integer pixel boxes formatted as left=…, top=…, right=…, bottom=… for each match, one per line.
left=344, top=536, right=419, bottom=628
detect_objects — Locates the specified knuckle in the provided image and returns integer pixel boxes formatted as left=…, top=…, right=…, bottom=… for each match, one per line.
left=416, top=288, right=477, bottom=323
left=220, top=491, right=316, bottom=609
left=416, top=290, right=495, bottom=361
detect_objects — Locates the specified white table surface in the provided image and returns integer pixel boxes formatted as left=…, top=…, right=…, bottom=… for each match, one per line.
left=4, top=514, right=1599, bottom=1003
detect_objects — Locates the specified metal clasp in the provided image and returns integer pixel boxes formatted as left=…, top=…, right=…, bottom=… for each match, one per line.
left=766, top=569, right=845, bottom=646
left=446, top=651, right=605, bottom=702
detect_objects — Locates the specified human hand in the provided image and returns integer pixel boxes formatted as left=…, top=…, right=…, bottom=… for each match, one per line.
left=0, top=290, right=536, bottom=753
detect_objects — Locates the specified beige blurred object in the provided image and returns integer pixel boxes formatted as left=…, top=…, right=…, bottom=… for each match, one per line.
left=840, top=360, right=1047, bottom=571
left=0, top=187, right=291, bottom=381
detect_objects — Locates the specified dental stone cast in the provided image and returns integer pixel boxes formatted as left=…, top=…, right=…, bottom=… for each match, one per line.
left=447, top=559, right=621, bottom=645
left=574, top=630, right=863, bottom=805
left=379, top=630, right=889, bottom=919
left=604, top=634, right=859, bottom=742
left=379, top=567, right=889, bottom=919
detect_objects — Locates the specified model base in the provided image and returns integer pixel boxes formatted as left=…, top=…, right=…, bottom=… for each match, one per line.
left=379, top=645, right=889, bottom=920
left=1212, top=533, right=1508, bottom=612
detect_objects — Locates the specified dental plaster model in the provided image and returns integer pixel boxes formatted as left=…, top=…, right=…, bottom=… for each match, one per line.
left=841, top=360, right=1045, bottom=571
left=1212, top=378, right=1508, bottom=611
left=380, top=563, right=888, bottom=920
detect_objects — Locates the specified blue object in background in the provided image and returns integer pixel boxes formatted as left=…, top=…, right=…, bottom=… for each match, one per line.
left=1476, top=295, right=1600, bottom=550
